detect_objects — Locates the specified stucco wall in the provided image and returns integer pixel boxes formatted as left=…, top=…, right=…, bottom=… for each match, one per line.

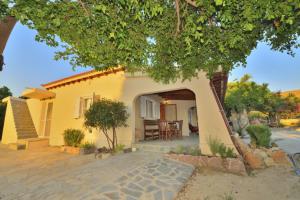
left=26, top=99, right=42, bottom=136
left=1, top=98, right=17, bottom=144
left=25, top=70, right=236, bottom=154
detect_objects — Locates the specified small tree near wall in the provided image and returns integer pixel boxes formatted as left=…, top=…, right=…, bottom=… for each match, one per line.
left=84, top=98, right=129, bottom=151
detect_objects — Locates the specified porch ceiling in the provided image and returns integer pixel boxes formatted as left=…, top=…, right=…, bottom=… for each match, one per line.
left=156, top=89, right=195, bottom=100
left=22, top=88, right=56, bottom=100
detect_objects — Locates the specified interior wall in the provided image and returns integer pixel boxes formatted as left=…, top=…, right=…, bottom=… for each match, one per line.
left=166, top=100, right=196, bottom=136
left=134, top=94, right=162, bottom=141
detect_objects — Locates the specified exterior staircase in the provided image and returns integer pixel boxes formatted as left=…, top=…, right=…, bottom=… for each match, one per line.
left=10, top=98, right=38, bottom=140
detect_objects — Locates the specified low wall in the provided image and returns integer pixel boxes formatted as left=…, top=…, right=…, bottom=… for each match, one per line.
left=165, top=154, right=247, bottom=176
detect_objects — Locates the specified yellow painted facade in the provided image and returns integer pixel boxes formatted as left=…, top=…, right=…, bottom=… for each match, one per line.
left=2, top=97, right=19, bottom=144
left=2, top=70, right=236, bottom=154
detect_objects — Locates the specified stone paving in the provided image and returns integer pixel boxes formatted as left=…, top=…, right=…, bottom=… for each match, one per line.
left=0, top=145, right=194, bottom=200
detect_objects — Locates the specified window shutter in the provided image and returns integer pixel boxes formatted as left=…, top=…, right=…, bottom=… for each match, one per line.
left=154, top=102, right=160, bottom=119
left=140, top=96, right=146, bottom=118
left=93, top=93, right=101, bottom=102
left=74, top=97, right=81, bottom=119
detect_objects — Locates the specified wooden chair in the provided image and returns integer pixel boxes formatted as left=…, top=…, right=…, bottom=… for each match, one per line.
left=159, top=120, right=171, bottom=140
left=143, top=120, right=159, bottom=140
left=174, top=120, right=183, bottom=139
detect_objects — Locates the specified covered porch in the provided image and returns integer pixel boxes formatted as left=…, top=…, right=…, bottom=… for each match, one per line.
left=133, top=89, right=199, bottom=152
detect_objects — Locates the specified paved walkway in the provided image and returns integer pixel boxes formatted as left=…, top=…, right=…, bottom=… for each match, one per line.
left=0, top=145, right=194, bottom=200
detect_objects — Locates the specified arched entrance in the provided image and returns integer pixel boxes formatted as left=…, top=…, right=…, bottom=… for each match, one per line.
left=132, top=89, right=199, bottom=152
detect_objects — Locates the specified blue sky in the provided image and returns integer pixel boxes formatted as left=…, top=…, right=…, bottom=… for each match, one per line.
left=0, top=23, right=299, bottom=96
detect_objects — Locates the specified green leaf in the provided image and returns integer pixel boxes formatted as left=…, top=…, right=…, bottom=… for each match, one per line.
left=215, top=0, right=223, bottom=6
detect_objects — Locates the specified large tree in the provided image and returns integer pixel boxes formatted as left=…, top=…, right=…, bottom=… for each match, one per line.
left=0, top=1, right=299, bottom=82
left=225, top=75, right=300, bottom=130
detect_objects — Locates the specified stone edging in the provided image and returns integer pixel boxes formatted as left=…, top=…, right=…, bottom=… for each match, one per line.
left=164, top=154, right=247, bottom=176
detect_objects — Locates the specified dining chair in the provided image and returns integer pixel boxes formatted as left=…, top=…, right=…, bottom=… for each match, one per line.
left=159, top=120, right=171, bottom=140
left=173, top=120, right=183, bottom=139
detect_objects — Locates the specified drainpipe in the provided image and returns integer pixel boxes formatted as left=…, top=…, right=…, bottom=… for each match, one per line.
left=0, top=16, right=17, bottom=71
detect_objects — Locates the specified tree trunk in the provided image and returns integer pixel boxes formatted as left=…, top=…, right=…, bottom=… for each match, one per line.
left=0, top=16, right=17, bottom=71
left=230, top=109, right=249, bottom=136
left=0, top=16, right=17, bottom=54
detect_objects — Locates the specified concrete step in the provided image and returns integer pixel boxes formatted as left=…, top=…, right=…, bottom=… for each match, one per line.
left=16, top=128, right=37, bottom=133
left=132, top=143, right=175, bottom=153
left=8, top=143, right=26, bottom=150
left=18, top=134, right=38, bottom=139
left=18, top=138, right=49, bottom=149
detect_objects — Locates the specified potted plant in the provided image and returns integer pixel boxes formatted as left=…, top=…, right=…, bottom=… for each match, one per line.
left=61, top=129, right=84, bottom=154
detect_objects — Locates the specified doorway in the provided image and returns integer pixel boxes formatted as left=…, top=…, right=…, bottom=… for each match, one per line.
left=164, top=104, right=177, bottom=121
left=40, top=102, right=53, bottom=137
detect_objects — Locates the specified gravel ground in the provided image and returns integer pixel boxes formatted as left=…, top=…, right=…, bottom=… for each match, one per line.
left=176, top=166, right=300, bottom=200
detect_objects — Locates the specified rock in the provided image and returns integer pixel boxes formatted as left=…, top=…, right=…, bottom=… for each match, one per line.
left=264, top=157, right=275, bottom=167
left=254, top=149, right=268, bottom=159
left=270, top=150, right=291, bottom=166
left=244, top=151, right=265, bottom=169
left=225, top=158, right=247, bottom=176
left=207, top=157, right=226, bottom=172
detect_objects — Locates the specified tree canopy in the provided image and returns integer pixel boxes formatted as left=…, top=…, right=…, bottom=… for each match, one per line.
left=0, top=86, right=12, bottom=100
left=1, top=0, right=299, bottom=82
left=225, top=74, right=300, bottom=120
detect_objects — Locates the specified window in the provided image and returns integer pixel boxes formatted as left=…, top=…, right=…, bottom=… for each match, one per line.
left=146, top=99, right=154, bottom=119
left=81, top=97, right=92, bottom=117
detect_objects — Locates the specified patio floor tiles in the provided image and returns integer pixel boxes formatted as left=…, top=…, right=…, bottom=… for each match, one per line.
left=97, top=158, right=194, bottom=200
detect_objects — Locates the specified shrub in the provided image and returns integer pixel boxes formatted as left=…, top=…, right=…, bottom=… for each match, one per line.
left=248, top=111, right=268, bottom=121
left=84, top=98, right=129, bottom=150
left=208, top=137, right=236, bottom=158
left=63, top=129, right=84, bottom=147
left=246, top=125, right=271, bottom=148
left=80, top=142, right=95, bottom=150
left=172, top=145, right=201, bottom=156
left=114, top=144, right=125, bottom=153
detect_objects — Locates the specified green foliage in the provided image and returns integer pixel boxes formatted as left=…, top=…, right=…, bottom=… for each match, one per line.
left=208, top=137, right=236, bottom=158
left=246, top=125, right=272, bottom=148
left=80, top=142, right=95, bottom=150
left=84, top=98, right=129, bottom=150
left=221, top=192, right=235, bottom=200
left=248, top=111, right=268, bottom=121
left=225, top=75, right=299, bottom=126
left=0, top=86, right=12, bottom=100
left=225, top=74, right=274, bottom=113
left=173, top=145, right=202, bottom=156
left=114, top=144, right=125, bottom=153
left=1, top=1, right=299, bottom=82
left=63, top=129, right=84, bottom=147
left=0, top=86, right=12, bottom=139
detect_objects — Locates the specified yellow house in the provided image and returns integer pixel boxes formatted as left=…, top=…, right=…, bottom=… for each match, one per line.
left=1, top=68, right=236, bottom=154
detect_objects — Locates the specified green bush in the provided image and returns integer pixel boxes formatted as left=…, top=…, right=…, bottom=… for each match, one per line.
left=172, top=145, right=202, bottom=156
left=246, top=125, right=271, bottom=148
left=208, top=137, right=236, bottom=158
left=80, top=142, right=95, bottom=150
left=63, top=129, right=84, bottom=147
left=248, top=111, right=268, bottom=121
left=114, top=144, right=125, bottom=153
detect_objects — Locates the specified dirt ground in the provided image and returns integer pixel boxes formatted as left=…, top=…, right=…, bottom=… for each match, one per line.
left=176, top=166, right=300, bottom=200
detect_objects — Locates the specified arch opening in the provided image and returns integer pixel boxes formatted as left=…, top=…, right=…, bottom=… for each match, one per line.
left=132, top=89, right=199, bottom=150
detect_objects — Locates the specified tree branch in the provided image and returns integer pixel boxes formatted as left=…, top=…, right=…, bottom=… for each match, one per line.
left=78, top=0, right=90, bottom=16
left=185, top=0, right=197, bottom=7
left=175, top=0, right=181, bottom=35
